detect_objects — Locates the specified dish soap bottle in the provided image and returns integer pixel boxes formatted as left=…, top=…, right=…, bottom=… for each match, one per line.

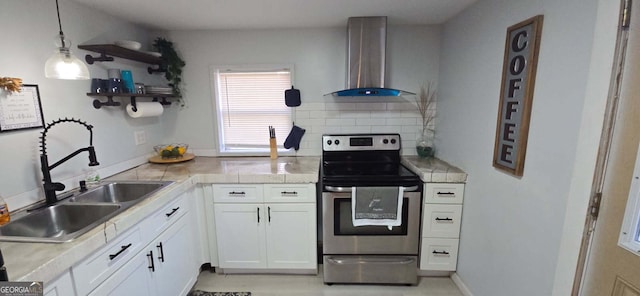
left=85, top=169, right=100, bottom=187
left=0, top=196, right=10, bottom=226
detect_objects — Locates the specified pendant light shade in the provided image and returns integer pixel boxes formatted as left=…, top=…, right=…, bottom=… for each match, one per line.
left=45, top=0, right=90, bottom=80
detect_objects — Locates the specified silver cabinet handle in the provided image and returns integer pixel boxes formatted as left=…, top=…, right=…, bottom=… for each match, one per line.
left=324, top=186, right=419, bottom=192
left=326, top=257, right=415, bottom=265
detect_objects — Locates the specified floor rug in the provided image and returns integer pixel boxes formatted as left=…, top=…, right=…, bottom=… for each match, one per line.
left=187, top=291, right=251, bottom=296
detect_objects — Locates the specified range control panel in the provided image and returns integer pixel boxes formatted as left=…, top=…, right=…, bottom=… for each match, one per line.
left=322, top=134, right=401, bottom=151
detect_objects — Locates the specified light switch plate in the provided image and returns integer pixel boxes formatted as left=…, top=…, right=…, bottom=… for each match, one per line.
left=134, top=130, right=147, bottom=145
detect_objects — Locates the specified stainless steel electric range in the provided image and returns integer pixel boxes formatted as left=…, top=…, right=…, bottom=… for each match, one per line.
left=320, top=133, right=422, bottom=285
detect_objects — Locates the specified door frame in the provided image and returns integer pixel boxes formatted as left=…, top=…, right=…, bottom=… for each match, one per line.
left=572, top=0, right=633, bottom=294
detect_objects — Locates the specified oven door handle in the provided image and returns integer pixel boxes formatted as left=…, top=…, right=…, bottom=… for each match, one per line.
left=326, top=257, right=416, bottom=265
left=324, top=185, right=419, bottom=192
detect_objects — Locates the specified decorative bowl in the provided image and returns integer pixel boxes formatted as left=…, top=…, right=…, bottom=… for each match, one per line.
left=114, top=40, right=142, bottom=51
left=154, top=143, right=188, bottom=158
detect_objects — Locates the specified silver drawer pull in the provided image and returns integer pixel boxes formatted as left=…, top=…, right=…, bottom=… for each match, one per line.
left=432, top=250, right=450, bottom=256
left=325, top=186, right=419, bottom=193
left=327, top=257, right=415, bottom=265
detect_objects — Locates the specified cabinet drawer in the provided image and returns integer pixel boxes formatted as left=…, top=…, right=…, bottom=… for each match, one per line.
left=72, top=225, right=144, bottom=296
left=421, top=204, right=462, bottom=238
left=419, top=238, right=459, bottom=271
left=264, top=184, right=315, bottom=203
left=213, top=184, right=263, bottom=203
left=140, top=193, right=189, bottom=243
left=424, top=183, right=465, bottom=204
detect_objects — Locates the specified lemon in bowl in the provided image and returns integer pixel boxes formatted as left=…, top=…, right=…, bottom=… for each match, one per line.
left=154, top=144, right=188, bottom=158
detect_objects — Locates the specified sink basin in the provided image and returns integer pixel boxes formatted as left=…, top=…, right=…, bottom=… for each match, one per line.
left=0, top=204, right=121, bottom=243
left=68, top=181, right=171, bottom=204
left=0, top=180, right=174, bottom=243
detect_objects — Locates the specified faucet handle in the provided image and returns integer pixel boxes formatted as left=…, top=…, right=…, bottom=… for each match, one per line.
left=79, top=180, right=87, bottom=192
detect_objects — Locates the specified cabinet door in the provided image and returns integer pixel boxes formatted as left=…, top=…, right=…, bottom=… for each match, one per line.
left=88, top=253, right=155, bottom=296
left=154, top=213, right=197, bottom=296
left=265, top=203, right=317, bottom=269
left=214, top=203, right=267, bottom=269
left=44, top=270, right=76, bottom=296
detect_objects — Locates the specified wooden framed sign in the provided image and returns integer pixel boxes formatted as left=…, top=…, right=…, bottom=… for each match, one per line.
left=493, top=15, right=544, bottom=177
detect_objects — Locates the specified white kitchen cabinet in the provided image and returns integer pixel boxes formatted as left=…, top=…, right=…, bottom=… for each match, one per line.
left=213, top=184, right=317, bottom=272
left=74, top=188, right=199, bottom=296
left=44, top=270, right=76, bottom=296
left=150, top=212, right=196, bottom=296
left=264, top=203, right=316, bottom=269
left=88, top=253, right=155, bottom=296
left=420, top=183, right=464, bottom=271
left=215, top=203, right=267, bottom=268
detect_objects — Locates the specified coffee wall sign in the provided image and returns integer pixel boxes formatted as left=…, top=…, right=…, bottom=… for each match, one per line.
left=493, top=15, right=544, bottom=177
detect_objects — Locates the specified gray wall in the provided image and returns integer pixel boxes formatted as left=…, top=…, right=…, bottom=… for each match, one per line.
left=437, top=0, right=617, bottom=295
left=165, top=26, right=441, bottom=156
left=0, top=0, right=168, bottom=210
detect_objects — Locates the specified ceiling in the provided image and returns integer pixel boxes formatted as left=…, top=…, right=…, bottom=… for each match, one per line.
left=70, top=0, right=478, bottom=31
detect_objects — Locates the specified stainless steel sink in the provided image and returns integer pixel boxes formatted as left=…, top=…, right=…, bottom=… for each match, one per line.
left=68, top=181, right=170, bottom=204
left=0, top=181, right=173, bottom=243
left=0, top=204, right=121, bottom=243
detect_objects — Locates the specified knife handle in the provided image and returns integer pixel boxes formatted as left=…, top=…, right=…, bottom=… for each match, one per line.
left=269, top=138, right=278, bottom=159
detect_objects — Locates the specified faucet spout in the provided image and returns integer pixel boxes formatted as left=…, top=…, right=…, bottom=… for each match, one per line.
left=39, top=118, right=99, bottom=205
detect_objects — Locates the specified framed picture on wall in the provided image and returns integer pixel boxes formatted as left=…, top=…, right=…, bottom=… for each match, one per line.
left=0, top=84, right=45, bottom=132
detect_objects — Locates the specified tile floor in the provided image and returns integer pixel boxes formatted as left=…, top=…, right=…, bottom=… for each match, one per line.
left=192, top=268, right=464, bottom=296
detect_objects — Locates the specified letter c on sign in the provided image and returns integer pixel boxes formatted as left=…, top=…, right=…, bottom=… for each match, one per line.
left=511, top=30, right=528, bottom=52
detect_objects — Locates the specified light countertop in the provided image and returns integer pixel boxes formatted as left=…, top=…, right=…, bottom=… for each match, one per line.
left=0, top=155, right=465, bottom=284
left=1, top=156, right=319, bottom=284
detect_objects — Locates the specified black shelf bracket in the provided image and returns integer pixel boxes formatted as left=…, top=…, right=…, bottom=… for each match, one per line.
left=152, top=97, right=172, bottom=106
left=147, top=65, right=167, bottom=74
left=92, top=96, right=121, bottom=109
left=85, top=53, right=115, bottom=65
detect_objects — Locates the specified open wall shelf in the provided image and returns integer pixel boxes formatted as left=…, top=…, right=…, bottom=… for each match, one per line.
left=77, top=44, right=165, bottom=73
left=87, top=93, right=175, bottom=110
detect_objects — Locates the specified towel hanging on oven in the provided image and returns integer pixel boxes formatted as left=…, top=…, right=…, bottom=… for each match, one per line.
left=351, top=186, right=404, bottom=229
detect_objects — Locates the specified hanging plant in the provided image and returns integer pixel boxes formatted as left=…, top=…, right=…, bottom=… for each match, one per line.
left=152, top=37, right=186, bottom=101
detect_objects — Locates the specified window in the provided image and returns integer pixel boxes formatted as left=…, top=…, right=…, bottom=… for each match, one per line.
left=619, top=141, right=640, bottom=254
left=212, top=66, right=292, bottom=154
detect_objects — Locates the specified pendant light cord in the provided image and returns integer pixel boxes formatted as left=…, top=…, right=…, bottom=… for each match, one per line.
left=55, top=0, right=66, bottom=48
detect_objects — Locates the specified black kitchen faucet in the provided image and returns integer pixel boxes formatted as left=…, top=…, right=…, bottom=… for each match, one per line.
left=39, top=118, right=99, bottom=205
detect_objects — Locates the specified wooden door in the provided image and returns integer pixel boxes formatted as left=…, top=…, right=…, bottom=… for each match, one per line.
left=579, top=1, right=640, bottom=294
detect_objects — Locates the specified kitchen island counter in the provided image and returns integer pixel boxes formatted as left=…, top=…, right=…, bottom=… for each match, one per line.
left=0, top=156, right=319, bottom=285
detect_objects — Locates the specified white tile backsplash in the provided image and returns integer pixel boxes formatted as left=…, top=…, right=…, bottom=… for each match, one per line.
left=293, top=99, right=435, bottom=156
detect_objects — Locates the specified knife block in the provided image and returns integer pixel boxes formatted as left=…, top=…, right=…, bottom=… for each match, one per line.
left=269, top=138, right=278, bottom=159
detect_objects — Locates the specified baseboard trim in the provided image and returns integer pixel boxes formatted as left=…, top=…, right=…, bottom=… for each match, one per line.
left=451, top=272, right=473, bottom=296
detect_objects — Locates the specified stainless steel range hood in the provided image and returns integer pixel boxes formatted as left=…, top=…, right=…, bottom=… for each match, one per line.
left=329, top=16, right=414, bottom=97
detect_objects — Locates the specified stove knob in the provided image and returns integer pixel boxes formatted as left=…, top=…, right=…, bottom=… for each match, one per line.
left=334, top=139, right=340, bottom=145
left=327, top=140, right=332, bottom=145
left=391, top=139, right=397, bottom=144
left=383, top=139, right=389, bottom=144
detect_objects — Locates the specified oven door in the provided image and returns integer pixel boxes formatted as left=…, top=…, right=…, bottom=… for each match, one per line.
left=322, top=186, right=421, bottom=255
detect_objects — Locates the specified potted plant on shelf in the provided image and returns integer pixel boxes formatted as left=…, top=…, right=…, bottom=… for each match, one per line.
left=153, top=37, right=186, bottom=105
left=414, top=82, right=437, bottom=158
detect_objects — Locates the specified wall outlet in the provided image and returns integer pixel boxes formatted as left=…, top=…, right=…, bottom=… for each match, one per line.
left=134, top=130, right=147, bottom=145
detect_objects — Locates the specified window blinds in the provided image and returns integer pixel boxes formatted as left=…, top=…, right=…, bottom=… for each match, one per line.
left=216, top=70, right=292, bottom=150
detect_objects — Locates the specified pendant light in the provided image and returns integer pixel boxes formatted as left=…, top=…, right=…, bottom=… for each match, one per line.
left=44, top=0, right=90, bottom=80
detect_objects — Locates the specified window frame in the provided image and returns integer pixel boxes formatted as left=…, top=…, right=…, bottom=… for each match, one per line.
left=210, top=64, right=295, bottom=156
left=618, top=141, right=640, bottom=255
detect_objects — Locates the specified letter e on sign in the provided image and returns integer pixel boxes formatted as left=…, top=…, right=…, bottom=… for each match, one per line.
left=493, top=15, right=544, bottom=177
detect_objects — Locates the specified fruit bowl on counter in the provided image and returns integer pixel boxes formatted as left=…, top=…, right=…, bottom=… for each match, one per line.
left=149, top=144, right=194, bottom=163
